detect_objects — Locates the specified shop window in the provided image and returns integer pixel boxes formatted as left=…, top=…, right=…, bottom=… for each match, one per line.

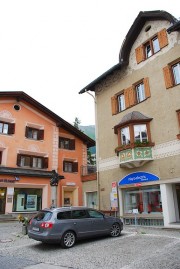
left=63, top=161, right=78, bottom=173
left=163, top=59, right=180, bottom=89
left=0, top=121, right=15, bottom=135
left=13, top=188, right=42, bottom=212
left=135, top=28, right=168, bottom=64
left=124, top=186, right=162, bottom=214
left=111, top=78, right=151, bottom=115
left=25, top=126, right=44, bottom=140
left=17, top=154, right=48, bottom=169
left=59, top=137, right=75, bottom=150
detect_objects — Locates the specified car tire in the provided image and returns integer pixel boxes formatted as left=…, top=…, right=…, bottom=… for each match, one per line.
left=110, top=223, right=121, bottom=237
left=61, top=231, right=76, bottom=248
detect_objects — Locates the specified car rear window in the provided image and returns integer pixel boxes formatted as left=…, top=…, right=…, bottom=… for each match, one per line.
left=34, top=211, right=52, bottom=221
left=72, top=210, right=88, bottom=219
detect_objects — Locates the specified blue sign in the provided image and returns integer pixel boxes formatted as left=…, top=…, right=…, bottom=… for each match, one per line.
left=119, top=171, right=159, bottom=186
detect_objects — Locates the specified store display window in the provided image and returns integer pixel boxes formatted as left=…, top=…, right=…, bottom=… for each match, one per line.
left=13, top=188, right=42, bottom=212
left=123, top=186, right=162, bottom=214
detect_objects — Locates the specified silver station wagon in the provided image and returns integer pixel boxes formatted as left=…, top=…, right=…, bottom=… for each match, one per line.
left=28, top=206, right=123, bottom=248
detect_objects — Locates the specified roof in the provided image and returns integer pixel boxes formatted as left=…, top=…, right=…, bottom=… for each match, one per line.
left=0, top=91, right=95, bottom=148
left=114, top=111, right=153, bottom=134
left=79, top=10, right=179, bottom=94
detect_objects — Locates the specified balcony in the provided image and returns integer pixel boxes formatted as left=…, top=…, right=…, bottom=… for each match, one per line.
left=118, top=146, right=154, bottom=168
left=81, top=165, right=97, bottom=182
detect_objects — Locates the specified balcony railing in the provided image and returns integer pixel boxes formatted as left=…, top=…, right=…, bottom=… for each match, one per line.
left=81, top=165, right=97, bottom=176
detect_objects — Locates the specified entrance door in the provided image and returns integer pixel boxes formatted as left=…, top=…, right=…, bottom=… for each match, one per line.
left=176, top=185, right=180, bottom=221
left=0, top=188, right=6, bottom=214
left=86, top=192, right=97, bottom=209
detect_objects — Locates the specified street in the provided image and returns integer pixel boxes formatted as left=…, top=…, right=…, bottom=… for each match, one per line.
left=0, top=222, right=180, bottom=269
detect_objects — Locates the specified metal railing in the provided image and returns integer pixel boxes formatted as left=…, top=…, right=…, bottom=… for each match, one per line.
left=81, top=165, right=97, bottom=176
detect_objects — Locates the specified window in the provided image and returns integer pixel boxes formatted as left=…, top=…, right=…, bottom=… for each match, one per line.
left=135, top=28, right=168, bottom=64
left=72, top=210, right=88, bottom=219
left=0, top=122, right=15, bottom=135
left=12, top=188, right=42, bottom=212
left=136, top=82, right=145, bottom=103
left=163, top=59, right=180, bottom=89
left=124, top=186, right=162, bottom=214
left=59, top=137, right=75, bottom=150
left=17, top=154, right=48, bottom=169
left=111, top=78, right=151, bottom=115
left=63, top=161, right=78, bottom=173
left=118, top=93, right=125, bottom=112
left=0, top=151, right=2, bottom=165
left=25, top=127, right=44, bottom=140
left=134, top=124, right=148, bottom=143
left=57, top=211, right=72, bottom=220
left=88, top=209, right=104, bottom=218
left=114, top=111, right=153, bottom=152
left=144, top=37, right=160, bottom=59
left=121, top=127, right=130, bottom=145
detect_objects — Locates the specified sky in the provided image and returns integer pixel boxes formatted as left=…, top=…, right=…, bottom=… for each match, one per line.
left=0, top=1, right=179, bottom=126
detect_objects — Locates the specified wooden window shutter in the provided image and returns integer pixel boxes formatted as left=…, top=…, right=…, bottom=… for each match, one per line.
left=38, top=130, right=44, bottom=140
left=163, top=66, right=173, bottom=89
left=158, top=29, right=168, bottom=49
left=128, top=86, right=136, bottom=106
left=69, top=139, right=75, bottom=150
left=63, top=161, right=65, bottom=171
left=43, top=157, right=48, bottom=169
left=124, top=88, right=130, bottom=108
left=16, top=154, right=21, bottom=166
left=8, top=123, right=15, bottom=135
left=25, top=126, right=29, bottom=138
left=111, top=96, right=118, bottom=115
left=72, top=162, right=78, bottom=172
left=143, top=77, right=151, bottom=98
left=135, top=45, right=145, bottom=64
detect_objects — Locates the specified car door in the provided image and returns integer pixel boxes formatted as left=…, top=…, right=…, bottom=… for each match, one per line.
left=71, top=209, right=93, bottom=238
left=87, top=209, right=110, bottom=236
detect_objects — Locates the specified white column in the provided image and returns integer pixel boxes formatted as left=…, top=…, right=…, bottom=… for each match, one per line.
left=160, top=183, right=176, bottom=226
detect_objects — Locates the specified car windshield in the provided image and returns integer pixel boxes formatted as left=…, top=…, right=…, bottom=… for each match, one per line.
left=33, top=211, right=52, bottom=221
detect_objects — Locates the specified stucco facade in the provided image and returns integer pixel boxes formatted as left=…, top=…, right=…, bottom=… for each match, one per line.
left=0, top=92, right=94, bottom=217
left=79, top=11, right=180, bottom=227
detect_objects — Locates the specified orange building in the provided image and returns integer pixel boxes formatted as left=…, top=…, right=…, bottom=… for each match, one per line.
left=0, top=91, right=95, bottom=216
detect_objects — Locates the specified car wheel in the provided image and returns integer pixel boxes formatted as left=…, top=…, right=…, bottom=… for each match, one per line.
left=61, top=231, right=76, bottom=248
left=110, top=223, right=121, bottom=237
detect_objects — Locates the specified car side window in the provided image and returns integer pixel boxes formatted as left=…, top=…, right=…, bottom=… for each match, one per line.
left=72, top=210, right=88, bottom=219
left=88, top=210, right=104, bottom=219
left=57, top=211, right=72, bottom=220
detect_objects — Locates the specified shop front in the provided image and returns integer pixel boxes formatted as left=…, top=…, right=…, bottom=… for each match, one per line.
left=118, top=171, right=164, bottom=226
left=0, top=167, right=55, bottom=216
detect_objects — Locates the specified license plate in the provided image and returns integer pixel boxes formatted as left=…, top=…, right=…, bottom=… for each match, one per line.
left=32, top=227, right=39, bottom=232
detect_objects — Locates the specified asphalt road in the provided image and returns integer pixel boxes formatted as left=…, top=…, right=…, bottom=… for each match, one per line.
left=0, top=221, right=180, bottom=269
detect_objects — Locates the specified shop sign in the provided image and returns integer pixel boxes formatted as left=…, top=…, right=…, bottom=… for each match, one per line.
left=0, top=179, right=16, bottom=183
left=66, top=182, right=76, bottom=186
left=119, top=171, right=159, bottom=186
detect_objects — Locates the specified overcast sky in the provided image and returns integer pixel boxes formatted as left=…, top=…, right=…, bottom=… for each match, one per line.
left=0, top=1, right=179, bottom=126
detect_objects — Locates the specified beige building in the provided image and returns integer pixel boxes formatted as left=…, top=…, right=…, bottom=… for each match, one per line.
left=79, top=11, right=180, bottom=228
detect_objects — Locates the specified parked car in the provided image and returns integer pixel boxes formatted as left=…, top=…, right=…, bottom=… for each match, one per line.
left=28, top=206, right=123, bottom=248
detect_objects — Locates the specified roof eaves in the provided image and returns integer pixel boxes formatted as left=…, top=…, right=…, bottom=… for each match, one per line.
left=78, top=63, right=122, bottom=94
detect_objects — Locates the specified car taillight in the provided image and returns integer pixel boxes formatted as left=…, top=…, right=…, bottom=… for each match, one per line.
left=40, top=222, right=53, bottom=229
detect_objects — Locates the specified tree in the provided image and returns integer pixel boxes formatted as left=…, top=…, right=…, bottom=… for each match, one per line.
left=73, top=117, right=81, bottom=130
